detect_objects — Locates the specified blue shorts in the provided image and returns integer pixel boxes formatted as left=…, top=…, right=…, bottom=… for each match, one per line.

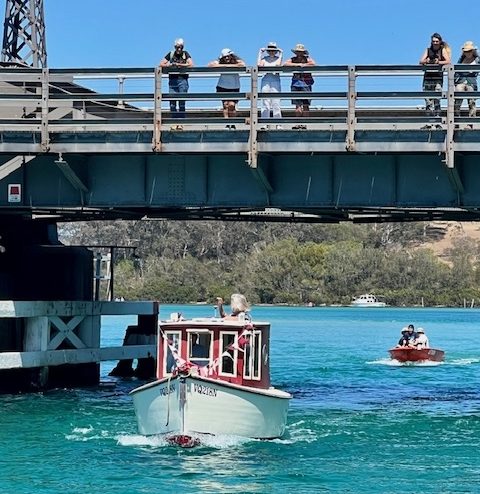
left=291, top=84, right=312, bottom=106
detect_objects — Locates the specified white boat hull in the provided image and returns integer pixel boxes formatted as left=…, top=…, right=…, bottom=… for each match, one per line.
left=350, top=302, right=386, bottom=308
left=131, top=375, right=291, bottom=439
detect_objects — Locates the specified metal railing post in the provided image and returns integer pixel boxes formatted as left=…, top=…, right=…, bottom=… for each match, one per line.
left=445, top=64, right=455, bottom=168
left=41, top=68, right=50, bottom=152
left=152, top=66, right=162, bottom=152
left=248, top=66, right=259, bottom=168
left=346, top=65, right=356, bottom=152
left=117, top=75, right=125, bottom=108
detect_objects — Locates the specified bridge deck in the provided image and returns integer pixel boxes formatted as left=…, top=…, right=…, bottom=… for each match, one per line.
left=0, top=64, right=479, bottom=222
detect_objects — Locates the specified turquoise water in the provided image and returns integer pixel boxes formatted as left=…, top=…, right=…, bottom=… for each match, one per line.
left=2, top=306, right=480, bottom=493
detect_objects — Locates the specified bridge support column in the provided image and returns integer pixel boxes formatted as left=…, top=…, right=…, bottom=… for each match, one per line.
left=0, top=219, right=98, bottom=392
left=24, top=316, right=49, bottom=389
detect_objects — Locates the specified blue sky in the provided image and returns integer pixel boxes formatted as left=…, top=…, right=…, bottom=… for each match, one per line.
left=3, top=0, right=476, bottom=68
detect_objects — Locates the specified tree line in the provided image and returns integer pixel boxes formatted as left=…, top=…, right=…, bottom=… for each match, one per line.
left=59, top=220, right=480, bottom=307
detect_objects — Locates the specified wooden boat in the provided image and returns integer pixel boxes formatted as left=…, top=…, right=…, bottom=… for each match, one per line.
left=130, top=314, right=291, bottom=446
left=388, top=347, right=445, bottom=363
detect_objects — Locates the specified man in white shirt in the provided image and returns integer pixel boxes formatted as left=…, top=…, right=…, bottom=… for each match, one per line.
left=413, top=328, right=429, bottom=349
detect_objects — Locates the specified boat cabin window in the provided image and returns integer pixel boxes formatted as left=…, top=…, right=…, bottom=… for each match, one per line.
left=219, top=331, right=238, bottom=377
left=243, top=330, right=262, bottom=380
left=163, top=330, right=181, bottom=375
left=188, top=332, right=211, bottom=367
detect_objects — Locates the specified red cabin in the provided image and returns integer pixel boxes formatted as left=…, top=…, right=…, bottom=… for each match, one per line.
left=157, top=317, right=271, bottom=389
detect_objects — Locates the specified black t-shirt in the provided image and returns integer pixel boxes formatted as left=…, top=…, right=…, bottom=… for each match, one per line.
left=164, top=50, right=191, bottom=80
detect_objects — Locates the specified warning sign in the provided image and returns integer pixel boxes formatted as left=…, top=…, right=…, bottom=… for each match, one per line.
left=8, top=184, right=21, bottom=203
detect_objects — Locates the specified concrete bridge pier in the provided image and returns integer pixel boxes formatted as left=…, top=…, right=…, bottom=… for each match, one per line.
left=0, top=219, right=98, bottom=392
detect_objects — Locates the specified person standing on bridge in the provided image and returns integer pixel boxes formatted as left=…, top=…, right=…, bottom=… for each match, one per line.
left=284, top=43, right=316, bottom=127
left=160, top=38, right=193, bottom=123
left=454, top=41, right=479, bottom=127
left=257, top=42, right=283, bottom=128
left=419, top=33, right=451, bottom=124
left=208, top=48, right=246, bottom=127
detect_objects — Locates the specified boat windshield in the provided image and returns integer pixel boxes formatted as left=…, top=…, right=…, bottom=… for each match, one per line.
left=219, top=331, right=237, bottom=376
left=164, top=330, right=181, bottom=375
left=243, top=330, right=262, bottom=380
left=188, top=331, right=211, bottom=367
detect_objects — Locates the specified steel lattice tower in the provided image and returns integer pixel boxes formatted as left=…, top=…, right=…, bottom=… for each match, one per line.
left=1, top=0, right=46, bottom=67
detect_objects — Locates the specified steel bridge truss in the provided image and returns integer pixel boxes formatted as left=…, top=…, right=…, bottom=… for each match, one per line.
left=0, top=64, right=479, bottom=223
left=1, top=0, right=46, bottom=68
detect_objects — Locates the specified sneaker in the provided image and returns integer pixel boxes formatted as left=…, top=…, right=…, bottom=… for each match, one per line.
left=292, top=124, right=307, bottom=130
left=229, top=124, right=236, bottom=130
left=276, top=125, right=283, bottom=129
left=259, top=125, right=267, bottom=130
left=435, top=124, right=443, bottom=130
left=176, top=124, right=183, bottom=131
left=464, top=124, right=474, bottom=130
left=420, top=125, right=432, bottom=130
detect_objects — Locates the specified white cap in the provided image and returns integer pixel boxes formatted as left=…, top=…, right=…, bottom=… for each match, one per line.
left=174, top=38, right=184, bottom=47
left=417, top=327, right=425, bottom=333
left=220, top=48, right=233, bottom=57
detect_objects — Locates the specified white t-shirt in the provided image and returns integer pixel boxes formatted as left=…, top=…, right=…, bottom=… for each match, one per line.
left=261, top=54, right=281, bottom=89
left=414, top=333, right=429, bottom=349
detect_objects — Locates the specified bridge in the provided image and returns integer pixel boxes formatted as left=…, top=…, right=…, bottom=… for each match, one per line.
left=1, top=0, right=480, bottom=392
left=0, top=64, right=479, bottom=223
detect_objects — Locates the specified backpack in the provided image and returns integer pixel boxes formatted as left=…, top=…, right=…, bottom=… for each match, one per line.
left=169, top=50, right=188, bottom=64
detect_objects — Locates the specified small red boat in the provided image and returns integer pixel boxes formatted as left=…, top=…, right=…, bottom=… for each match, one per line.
left=389, top=347, right=445, bottom=363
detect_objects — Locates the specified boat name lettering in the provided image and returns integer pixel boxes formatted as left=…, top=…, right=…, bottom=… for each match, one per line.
left=193, top=383, right=217, bottom=397
left=159, top=384, right=176, bottom=396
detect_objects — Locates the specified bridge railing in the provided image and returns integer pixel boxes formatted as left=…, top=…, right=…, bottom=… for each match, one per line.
left=0, top=64, right=478, bottom=160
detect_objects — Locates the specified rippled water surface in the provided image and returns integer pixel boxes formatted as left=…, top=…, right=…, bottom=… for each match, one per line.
left=2, top=306, right=480, bottom=493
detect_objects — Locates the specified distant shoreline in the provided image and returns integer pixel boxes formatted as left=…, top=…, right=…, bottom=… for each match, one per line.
left=180, top=302, right=479, bottom=309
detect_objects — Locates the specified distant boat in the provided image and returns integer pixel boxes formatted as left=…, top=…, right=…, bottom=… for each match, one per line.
left=350, top=294, right=387, bottom=308
left=388, top=347, right=445, bottom=363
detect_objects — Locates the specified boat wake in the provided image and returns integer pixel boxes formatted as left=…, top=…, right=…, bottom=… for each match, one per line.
left=65, top=426, right=111, bottom=442
left=272, top=420, right=318, bottom=444
left=367, top=358, right=443, bottom=367
left=116, top=432, right=253, bottom=449
left=447, top=358, right=480, bottom=366
left=116, top=422, right=316, bottom=449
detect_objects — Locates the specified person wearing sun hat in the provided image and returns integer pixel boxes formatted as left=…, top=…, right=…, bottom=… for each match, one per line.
left=208, top=48, right=246, bottom=123
left=454, top=41, right=479, bottom=123
left=396, top=327, right=411, bottom=348
left=412, top=327, right=430, bottom=350
left=160, top=38, right=193, bottom=122
left=284, top=43, right=316, bottom=123
left=257, top=42, right=283, bottom=127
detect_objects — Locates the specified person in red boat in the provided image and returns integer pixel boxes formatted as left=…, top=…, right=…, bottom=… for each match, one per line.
left=406, top=323, right=416, bottom=342
left=412, top=328, right=430, bottom=349
left=216, top=293, right=250, bottom=320
left=396, top=328, right=411, bottom=347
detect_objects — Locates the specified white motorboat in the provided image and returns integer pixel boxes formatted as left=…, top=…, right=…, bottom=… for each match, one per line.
left=350, top=294, right=387, bottom=308
left=130, top=315, right=291, bottom=446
